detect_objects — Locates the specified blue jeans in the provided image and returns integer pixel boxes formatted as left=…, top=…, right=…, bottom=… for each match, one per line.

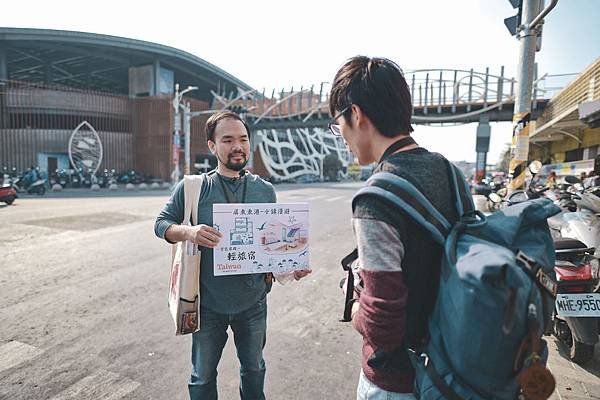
left=357, top=370, right=416, bottom=400
left=188, top=296, right=267, bottom=400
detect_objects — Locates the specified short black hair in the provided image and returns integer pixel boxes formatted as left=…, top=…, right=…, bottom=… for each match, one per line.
left=205, top=111, right=251, bottom=142
left=329, top=56, right=413, bottom=137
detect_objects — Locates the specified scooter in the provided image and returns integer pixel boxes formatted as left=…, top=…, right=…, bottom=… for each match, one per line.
left=13, top=176, right=46, bottom=195
left=489, top=163, right=600, bottom=364
left=58, top=170, right=68, bottom=188
left=539, top=239, right=600, bottom=364
left=49, top=169, right=59, bottom=187
left=0, top=182, right=17, bottom=205
left=546, top=176, right=600, bottom=292
left=486, top=161, right=548, bottom=208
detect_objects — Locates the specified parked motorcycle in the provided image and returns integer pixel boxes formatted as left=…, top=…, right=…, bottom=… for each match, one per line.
left=70, top=170, right=81, bottom=188
left=547, top=175, right=600, bottom=292
left=1, top=166, right=11, bottom=185
left=96, top=169, right=110, bottom=188
left=489, top=162, right=600, bottom=364
left=58, top=170, right=68, bottom=187
left=539, top=239, right=600, bottom=363
left=0, top=182, right=17, bottom=205
left=108, top=169, right=117, bottom=186
left=12, top=169, right=46, bottom=196
left=49, top=169, right=59, bottom=187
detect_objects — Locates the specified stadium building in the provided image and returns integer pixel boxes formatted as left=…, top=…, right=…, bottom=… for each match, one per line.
left=0, top=27, right=260, bottom=181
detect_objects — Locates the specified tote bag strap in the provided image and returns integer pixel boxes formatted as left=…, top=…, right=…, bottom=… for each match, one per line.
left=183, top=174, right=205, bottom=226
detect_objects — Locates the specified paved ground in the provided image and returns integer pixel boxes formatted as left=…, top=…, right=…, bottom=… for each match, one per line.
left=0, top=183, right=598, bottom=399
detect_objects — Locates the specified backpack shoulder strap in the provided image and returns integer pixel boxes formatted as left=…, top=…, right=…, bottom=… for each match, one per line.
left=352, top=171, right=451, bottom=246
left=444, top=160, right=475, bottom=217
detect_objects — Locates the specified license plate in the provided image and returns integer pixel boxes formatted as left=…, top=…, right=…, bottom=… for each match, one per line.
left=556, top=293, right=600, bottom=317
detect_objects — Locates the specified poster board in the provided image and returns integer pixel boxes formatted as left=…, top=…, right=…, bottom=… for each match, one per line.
left=213, top=203, right=309, bottom=276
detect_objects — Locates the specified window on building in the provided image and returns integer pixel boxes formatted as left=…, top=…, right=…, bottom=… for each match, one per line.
left=584, top=145, right=598, bottom=159
left=565, top=148, right=584, bottom=162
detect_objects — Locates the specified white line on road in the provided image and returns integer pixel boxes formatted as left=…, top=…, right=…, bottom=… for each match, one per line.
left=304, top=195, right=326, bottom=201
left=0, top=341, right=44, bottom=373
left=325, top=196, right=346, bottom=202
left=50, top=369, right=140, bottom=400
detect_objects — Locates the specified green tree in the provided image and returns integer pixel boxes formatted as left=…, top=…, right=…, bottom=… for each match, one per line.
left=496, top=145, right=511, bottom=173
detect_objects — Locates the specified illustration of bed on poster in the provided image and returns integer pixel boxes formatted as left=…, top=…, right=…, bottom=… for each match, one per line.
left=213, top=203, right=309, bottom=276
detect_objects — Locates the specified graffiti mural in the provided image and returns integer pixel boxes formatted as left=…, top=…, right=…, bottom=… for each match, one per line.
left=256, top=127, right=351, bottom=180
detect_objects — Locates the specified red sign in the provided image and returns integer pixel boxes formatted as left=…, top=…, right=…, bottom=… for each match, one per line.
left=173, top=145, right=180, bottom=164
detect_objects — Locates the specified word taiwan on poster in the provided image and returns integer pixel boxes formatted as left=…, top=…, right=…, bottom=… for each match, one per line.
left=213, top=203, right=309, bottom=276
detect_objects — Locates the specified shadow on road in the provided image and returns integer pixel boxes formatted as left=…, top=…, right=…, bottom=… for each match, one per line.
left=552, top=337, right=600, bottom=377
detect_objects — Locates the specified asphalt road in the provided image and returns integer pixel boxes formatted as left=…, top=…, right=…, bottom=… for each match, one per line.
left=0, top=184, right=598, bottom=400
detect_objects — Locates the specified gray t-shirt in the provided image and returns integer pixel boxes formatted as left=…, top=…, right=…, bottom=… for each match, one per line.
left=155, top=171, right=277, bottom=314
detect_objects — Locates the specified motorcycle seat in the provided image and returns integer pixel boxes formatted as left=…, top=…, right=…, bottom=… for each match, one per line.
left=553, top=238, right=587, bottom=250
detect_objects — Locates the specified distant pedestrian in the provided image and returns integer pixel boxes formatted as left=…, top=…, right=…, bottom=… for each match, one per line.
left=547, top=171, right=557, bottom=188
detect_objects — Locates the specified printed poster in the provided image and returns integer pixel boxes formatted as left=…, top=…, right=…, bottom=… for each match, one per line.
left=213, top=203, right=309, bottom=276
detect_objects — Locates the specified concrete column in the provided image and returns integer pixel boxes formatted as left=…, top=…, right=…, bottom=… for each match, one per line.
left=153, top=59, right=160, bottom=96
left=475, top=116, right=491, bottom=181
left=0, top=47, right=7, bottom=131
left=0, top=47, right=7, bottom=81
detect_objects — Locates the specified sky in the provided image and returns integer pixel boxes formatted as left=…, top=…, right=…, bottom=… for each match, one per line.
left=1, top=0, right=599, bottom=163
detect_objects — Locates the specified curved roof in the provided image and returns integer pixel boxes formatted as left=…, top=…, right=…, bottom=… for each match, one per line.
left=0, top=27, right=252, bottom=99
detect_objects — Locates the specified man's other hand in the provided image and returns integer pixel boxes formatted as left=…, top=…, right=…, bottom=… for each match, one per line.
left=293, top=268, right=312, bottom=281
left=186, top=225, right=222, bottom=248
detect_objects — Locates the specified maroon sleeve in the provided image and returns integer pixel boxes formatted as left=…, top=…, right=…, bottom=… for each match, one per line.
left=353, top=269, right=408, bottom=351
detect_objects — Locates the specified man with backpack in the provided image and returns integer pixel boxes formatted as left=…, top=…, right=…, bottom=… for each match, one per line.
left=154, top=111, right=311, bottom=400
left=333, top=57, right=559, bottom=400
left=329, top=56, right=458, bottom=399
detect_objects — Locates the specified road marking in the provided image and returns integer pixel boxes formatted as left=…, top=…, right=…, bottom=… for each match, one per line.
left=325, top=196, right=346, bottom=202
left=50, top=369, right=140, bottom=400
left=0, top=341, right=44, bottom=373
left=304, top=195, right=326, bottom=201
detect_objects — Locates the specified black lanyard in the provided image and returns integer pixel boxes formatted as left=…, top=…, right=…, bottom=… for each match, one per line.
left=217, top=174, right=248, bottom=204
left=379, top=136, right=417, bottom=164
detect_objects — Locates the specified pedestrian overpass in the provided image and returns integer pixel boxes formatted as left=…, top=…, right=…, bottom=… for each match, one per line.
left=209, top=67, right=553, bottom=181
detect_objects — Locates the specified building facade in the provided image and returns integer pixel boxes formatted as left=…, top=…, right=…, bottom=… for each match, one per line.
left=529, top=57, right=600, bottom=176
left=0, top=27, right=252, bottom=180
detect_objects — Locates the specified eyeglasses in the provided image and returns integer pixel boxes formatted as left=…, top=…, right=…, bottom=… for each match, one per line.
left=328, top=104, right=352, bottom=136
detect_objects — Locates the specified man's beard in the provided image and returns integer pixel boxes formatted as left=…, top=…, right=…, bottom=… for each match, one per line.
left=223, top=152, right=248, bottom=171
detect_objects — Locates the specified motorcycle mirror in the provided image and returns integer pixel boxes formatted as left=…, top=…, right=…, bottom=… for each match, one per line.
left=564, top=175, right=582, bottom=184
left=528, top=160, right=542, bottom=175
left=489, top=193, right=503, bottom=204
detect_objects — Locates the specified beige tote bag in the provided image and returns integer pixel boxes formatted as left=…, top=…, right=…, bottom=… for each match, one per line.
left=168, top=174, right=204, bottom=335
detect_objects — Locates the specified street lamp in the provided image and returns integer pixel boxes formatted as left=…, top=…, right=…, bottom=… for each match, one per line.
left=172, top=84, right=255, bottom=180
left=172, top=84, right=198, bottom=183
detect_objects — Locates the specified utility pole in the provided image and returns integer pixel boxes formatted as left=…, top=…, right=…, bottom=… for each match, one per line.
left=183, top=102, right=192, bottom=175
left=172, top=84, right=198, bottom=184
left=172, top=85, right=181, bottom=186
left=506, top=0, right=558, bottom=190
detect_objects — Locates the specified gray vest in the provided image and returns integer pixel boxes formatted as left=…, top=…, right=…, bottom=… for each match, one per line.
left=197, top=171, right=276, bottom=314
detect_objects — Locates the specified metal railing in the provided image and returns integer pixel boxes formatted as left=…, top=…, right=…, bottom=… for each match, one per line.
left=209, top=67, right=569, bottom=125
